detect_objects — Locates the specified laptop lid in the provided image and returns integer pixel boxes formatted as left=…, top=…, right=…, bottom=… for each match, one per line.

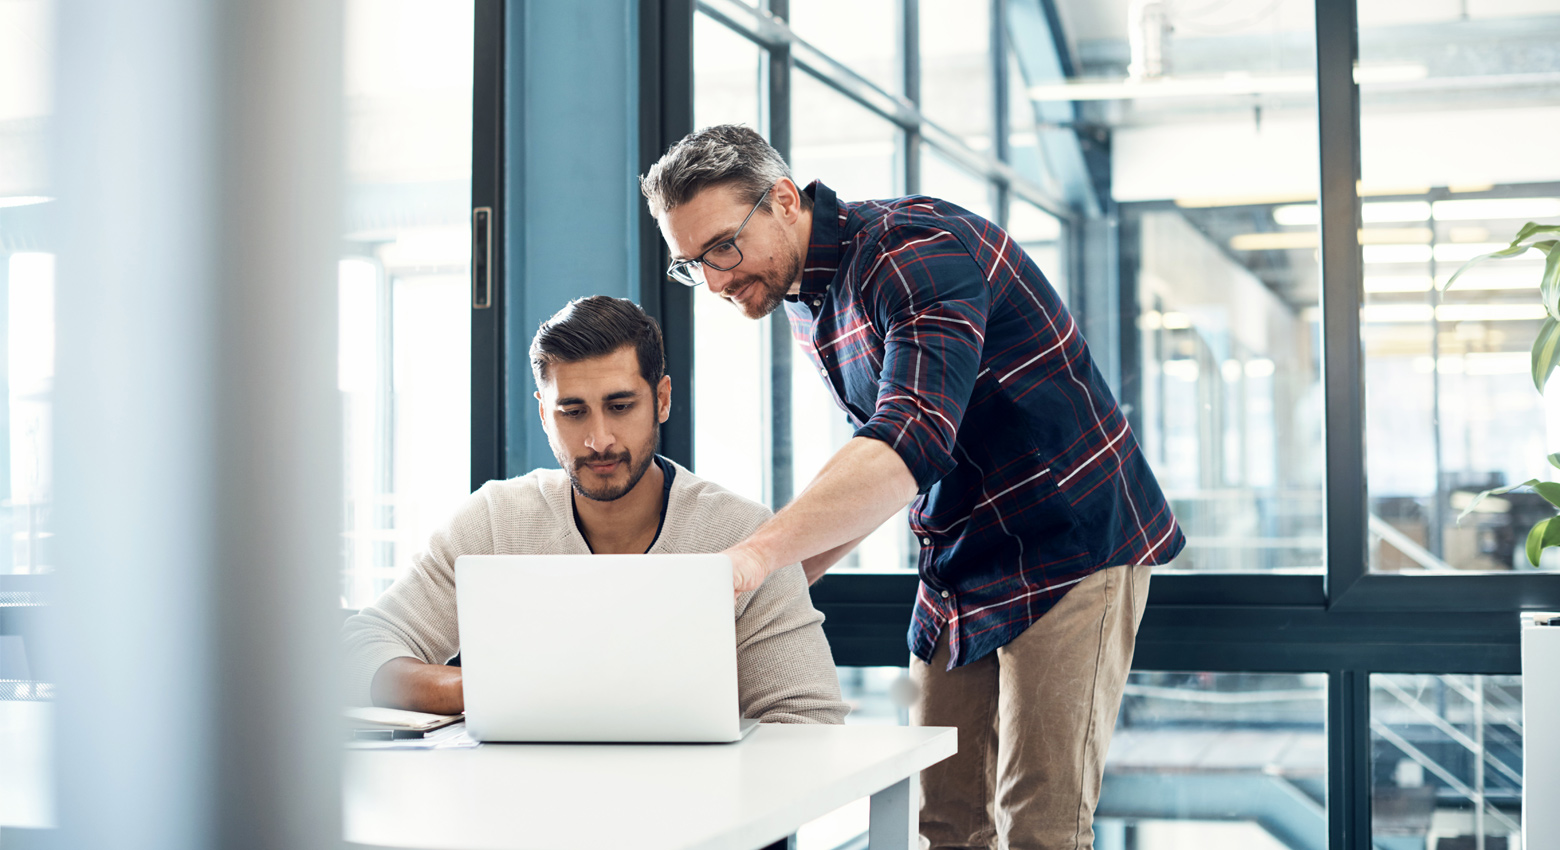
left=454, top=553, right=742, bottom=743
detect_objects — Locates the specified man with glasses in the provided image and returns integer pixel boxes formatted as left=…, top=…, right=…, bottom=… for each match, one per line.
left=643, top=124, right=1185, bottom=850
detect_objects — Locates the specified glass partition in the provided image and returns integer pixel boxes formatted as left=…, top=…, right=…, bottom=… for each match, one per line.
left=918, top=0, right=993, bottom=150
left=339, top=0, right=474, bottom=608
left=1358, top=0, right=1560, bottom=573
left=919, top=144, right=994, bottom=221
left=1371, top=674, right=1523, bottom=849
left=691, top=12, right=768, bottom=504
left=0, top=0, right=55, bottom=579
left=789, top=69, right=913, bottom=570
left=1096, top=672, right=1328, bottom=850
left=788, top=0, right=901, bottom=96
left=1071, top=0, right=1328, bottom=572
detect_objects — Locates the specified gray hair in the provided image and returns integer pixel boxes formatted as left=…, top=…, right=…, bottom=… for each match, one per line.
left=639, top=124, right=809, bottom=219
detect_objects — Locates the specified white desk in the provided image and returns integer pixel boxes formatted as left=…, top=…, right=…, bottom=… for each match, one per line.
left=344, top=724, right=957, bottom=850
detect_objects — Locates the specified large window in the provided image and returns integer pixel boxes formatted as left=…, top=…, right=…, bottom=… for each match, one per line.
left=1357, top=0, right=1560, bottom=574
left=1371, top=674, right=1524, bottom=848
left=691, top=0, right=1065, bottom=575
left=677, top=2, right=1557, bottom=849
left=338, top=0, right=474, bottom=608
left=1, top=0, right=55, bottom=582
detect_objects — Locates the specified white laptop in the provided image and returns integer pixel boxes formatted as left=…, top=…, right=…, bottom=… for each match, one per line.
left=454, top=553, right=759, bottom=743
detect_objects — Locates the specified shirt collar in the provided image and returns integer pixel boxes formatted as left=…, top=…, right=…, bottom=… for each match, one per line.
left=793, top=180, right=842, bottom=302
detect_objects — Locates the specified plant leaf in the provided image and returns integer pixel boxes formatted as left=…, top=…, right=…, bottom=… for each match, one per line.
left=1542, top=244, right=1560, bottom=320
left=1534, top=482, right=1560, bottom=508
left=1550, top=453, right=1560, bottom=470
left=1459, top=478, right=1541, bottom=522
left=1444, top=244, right=1538, bottom=289
left=1527, top=516, right=1560, bottom=567
left=1534, top=315, right=1560, bottom=392
left=1527, top=518, right=1549, bottom=566
left=1510, top=221, right=1560, bottom=246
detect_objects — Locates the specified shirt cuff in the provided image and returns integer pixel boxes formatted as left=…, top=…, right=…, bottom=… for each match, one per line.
left=854, top=414, right=958, bottom=494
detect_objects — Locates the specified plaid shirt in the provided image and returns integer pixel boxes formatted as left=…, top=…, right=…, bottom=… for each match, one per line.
left=785, top=182, right=1185, bottom=669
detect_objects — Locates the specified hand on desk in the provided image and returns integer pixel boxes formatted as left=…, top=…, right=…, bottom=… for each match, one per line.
left=370, top=657, right=464, bottom=716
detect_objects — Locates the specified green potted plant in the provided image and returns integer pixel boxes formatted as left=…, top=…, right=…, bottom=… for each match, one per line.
left=1453, top=221, right=1560, bottom=565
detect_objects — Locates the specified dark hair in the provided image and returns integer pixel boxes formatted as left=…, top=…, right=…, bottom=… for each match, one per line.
left=529, top=296, right=666, bottom=390
left=640, top=124, right=811, bottom=219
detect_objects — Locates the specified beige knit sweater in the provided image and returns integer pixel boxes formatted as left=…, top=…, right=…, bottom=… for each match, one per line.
left=340, top=460, right=848, bottom=724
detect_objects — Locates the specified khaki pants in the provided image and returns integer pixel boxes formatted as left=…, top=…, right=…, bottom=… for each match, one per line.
left=909, top=564, right=1151, bottom=850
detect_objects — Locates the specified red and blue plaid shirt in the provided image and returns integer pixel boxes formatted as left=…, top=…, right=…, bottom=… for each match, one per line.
left=785, top=181, right=1185, bottom=669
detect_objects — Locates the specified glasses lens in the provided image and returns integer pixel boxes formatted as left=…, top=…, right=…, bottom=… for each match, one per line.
left=668, top=260, right=704, bottom=286
left=703, top=242, right=742, bottom=272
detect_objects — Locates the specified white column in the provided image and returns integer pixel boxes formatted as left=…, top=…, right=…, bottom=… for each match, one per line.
left=50, top=0, right=344, bottom=847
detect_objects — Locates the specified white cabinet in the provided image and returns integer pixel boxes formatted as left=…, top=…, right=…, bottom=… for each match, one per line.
left=1524, top=614, right=1560, bottom=850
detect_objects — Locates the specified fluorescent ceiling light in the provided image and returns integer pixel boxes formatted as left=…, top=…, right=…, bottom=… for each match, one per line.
left=1365, top=276, right=1432, bottom=293
left=1361, top=228, right=1433, bottom=245
left=1463, top=352, right=1532, bottom=375
left=1272, top=201, right=1432, bottom=227
left=0, top=195, right=53, bottom=209
left=1434, top=270, right=1538, bottom=291
left=1436, top=303, right=1546, bottom=322
left=1433, top=198, right=1560, bottom=221
left=1231, top=232, right=1317, bottom=251
left=1245, top=358, right=1276, bottom=378
left=1272, top=205, right=1319, bottom=226
left=1161, top=311, right=1193, bottom=330
left=1364, top=304, right=1433, bottom=322
left=1414, top=355, right=1530, bottom=376
left=1221, top=360, right=1243, bottom=382
left=1434, top=242, right=1543, bottom=263
left=1232, top=229, right=1430, bottom=252
left=1027, top=72, right=1313, bottom=102
left=1162, top=359, right=1200, bottom=382
left=1364, top=245, right=1433, bottom=264
left=1177, top=193, right=1316, bottom=209
left=1363, top=202, right=1434, bottom=223
left=1024, top=64, right=1426, bottom=103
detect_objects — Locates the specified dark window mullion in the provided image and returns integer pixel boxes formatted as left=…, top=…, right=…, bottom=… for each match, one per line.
left=764, top=0, right=794, bottom=509
left=470, top=0, right=507, bottom=491
left=990, top=0, right=1008, bottom=226
left=901, top=0, right=920, bottom=195
left=640, top=0, right=697, bottom=468
left=1315, top=0, right=1367, bottom=604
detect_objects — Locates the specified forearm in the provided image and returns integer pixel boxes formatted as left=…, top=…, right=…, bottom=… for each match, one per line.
left=369, top=656, right=465, bottom=715
left=741, top=437, right=918, bottom=578
left=803, top=533, right=870, bottom=583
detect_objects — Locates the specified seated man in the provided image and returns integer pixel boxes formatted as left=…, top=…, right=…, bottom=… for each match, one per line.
left=342, top=295, right=848, bottom=724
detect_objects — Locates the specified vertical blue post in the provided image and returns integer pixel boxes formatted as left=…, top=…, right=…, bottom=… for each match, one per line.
left=506, top=0, right=643, bottom=475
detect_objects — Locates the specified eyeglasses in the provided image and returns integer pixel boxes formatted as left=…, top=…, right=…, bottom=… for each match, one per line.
left=666, top=185, right=773, bottom=287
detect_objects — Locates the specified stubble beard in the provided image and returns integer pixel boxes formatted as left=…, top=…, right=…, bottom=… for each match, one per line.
left=728, top=246, right=803, bottom=320
left=563, top=420, right=660, bottom=503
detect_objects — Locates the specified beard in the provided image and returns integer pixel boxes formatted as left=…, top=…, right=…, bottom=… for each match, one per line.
left=726, top=245, right=803, bottom=320
left=561, top=419, right=660, bottom=503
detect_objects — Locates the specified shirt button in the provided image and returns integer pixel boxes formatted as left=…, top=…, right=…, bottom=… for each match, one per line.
left=940, top=590, right=950, bottom=599
left=819, top=367, right=827, bottom=376
left=812, top=298, right=822, bottom=306
left=922, top=537, right=931, bottom=545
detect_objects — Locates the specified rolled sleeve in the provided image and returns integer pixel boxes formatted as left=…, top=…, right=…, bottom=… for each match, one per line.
left=853, top=227, right=988, bottom=493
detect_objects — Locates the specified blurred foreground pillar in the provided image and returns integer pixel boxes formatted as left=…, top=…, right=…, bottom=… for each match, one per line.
left=49, top=0, right=344, bottom=848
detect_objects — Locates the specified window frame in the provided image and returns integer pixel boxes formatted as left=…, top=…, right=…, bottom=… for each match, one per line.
left=593, top=0, right=1556, bottom=844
